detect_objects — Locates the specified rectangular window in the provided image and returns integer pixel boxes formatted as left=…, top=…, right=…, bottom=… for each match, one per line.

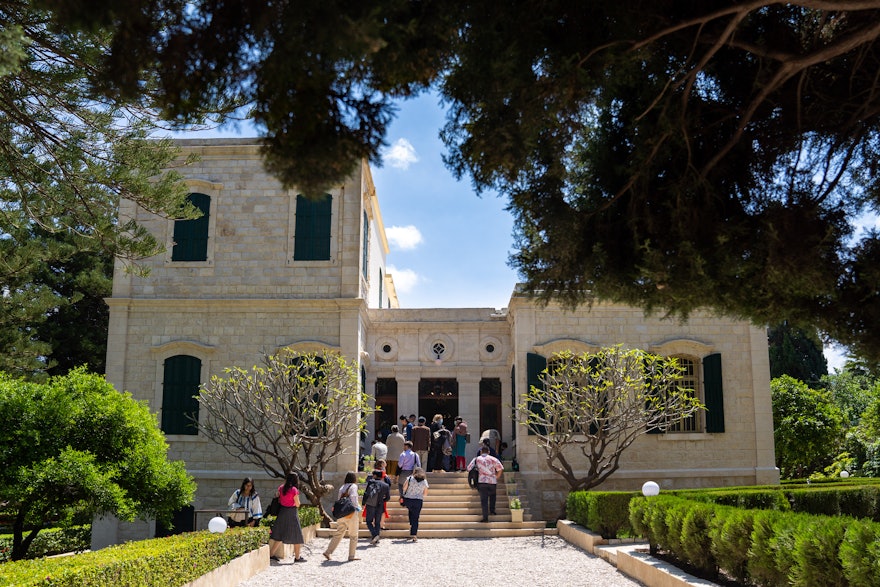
left=667, top=357, right=699, bottom=432
left=293, top=194, right=332, bottom=261
left=171, top=193, right=210, bottom=262
left=162, top=355, right=201, bottom=435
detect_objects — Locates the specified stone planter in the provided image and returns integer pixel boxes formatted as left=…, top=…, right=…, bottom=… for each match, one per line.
left=510, top=508, right=523, bottom=523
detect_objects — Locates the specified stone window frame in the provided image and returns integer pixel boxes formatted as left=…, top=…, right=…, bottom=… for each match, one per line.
left=649, top=338, right=715, bottom=439
left=165, top=178, right=222, bottom=268
left=287, top=188, right=342, bottom=266
left=150, top=339, right=216, bottom=441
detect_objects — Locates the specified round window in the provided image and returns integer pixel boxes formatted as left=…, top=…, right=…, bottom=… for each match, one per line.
left=382, top=344, right=392, bottom=353
left=485, top=343, right=495, bottom=353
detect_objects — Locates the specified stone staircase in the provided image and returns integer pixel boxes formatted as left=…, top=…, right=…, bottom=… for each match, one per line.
left=317, top=471, right=545, bottom=539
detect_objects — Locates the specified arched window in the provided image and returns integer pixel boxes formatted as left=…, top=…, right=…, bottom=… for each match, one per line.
left=161, top=354, right=201, bottom=435
left=171, top=193, right=210, bottom=261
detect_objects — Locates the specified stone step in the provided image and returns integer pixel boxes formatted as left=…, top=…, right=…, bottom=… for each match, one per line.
left=318, top=522, right=546, bottom=539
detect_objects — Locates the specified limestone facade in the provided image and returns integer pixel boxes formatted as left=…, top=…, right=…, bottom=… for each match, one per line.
left=97, top=138, right=778, bottom=546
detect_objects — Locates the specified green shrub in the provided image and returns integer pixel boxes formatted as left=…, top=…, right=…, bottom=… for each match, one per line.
left=565, top=491, right=590, bottom=527
left=837, top=486, right=880, bottom=520
left=662, top=499, right=692, bottom=562
left=747, top=509, right=788, bottom=586
left=790, top=515, right=849, bottom=587
left=299, top=505, right=322, bottom=528
left=628, top=496, right=650, bottom=539
left=0, top=527, right=268, bottom=587
left=679, top=501, right=716, bottom=576
left=0, top=526, right=91, bottom=562
left=787, top=488, right=841, bottom=516
left=564, top=491, right=636, bottom=538
left=840, top=521, right=880, bottom=587
left=709, top=508, right=754, bottom=584
left=587, top=492, right=636, bottom=538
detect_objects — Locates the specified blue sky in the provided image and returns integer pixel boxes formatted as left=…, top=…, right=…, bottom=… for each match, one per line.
left=178, top=91, right=852, bottom=370
left=370, top=93, right=519, bottom=310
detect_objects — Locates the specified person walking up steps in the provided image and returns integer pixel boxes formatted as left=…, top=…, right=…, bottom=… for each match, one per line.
left=467, top=444, right=503, bottom=522
left=411, top=416, right=431, bottom=470
left=396, top=440, right=420, bottom=497
left=363, top=469, right=390, bottom=545
left=385, top=424, right=405, bottom=480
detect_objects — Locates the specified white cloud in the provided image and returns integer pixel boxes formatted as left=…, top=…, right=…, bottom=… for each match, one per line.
left=387, top=265, right=419, bottom=293
left=385, top=225, right=423, bottom=250
left=384, top=138, right=419, bottom=169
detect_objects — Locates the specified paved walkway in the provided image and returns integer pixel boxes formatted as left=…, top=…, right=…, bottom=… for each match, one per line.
left=237, top=535, right=646, bottom=587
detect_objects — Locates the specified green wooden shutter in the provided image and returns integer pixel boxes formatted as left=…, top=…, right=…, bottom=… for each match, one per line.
left=378, top=269, right=383, bottom=308
left=526, top=352, right=547, bottom=435
left=171, top=193, right=210, bottom=261
left=510, top=365, right=517, bottom=442
left=294, top=194, right=332, bottom=260
left=362, top=211, right=369, bottom=278
left=162, top=355, right=201, bottom=435
left=703, top=353, right=725, bottom=433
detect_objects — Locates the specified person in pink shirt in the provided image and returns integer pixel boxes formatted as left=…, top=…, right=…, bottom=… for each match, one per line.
left=269, top=473, right=305, bottom=562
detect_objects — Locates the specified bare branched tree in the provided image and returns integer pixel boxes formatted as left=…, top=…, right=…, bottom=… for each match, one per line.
left=518, top=346, right=704, bottom=497
left=197, top=350, right=372, bottom=523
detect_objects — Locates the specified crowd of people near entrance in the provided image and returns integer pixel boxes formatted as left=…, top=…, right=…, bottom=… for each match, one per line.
left=231, top=416, right=510, bottom=564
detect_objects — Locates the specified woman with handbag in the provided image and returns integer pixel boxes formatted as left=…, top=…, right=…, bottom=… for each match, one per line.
left=323, top=471, right=361, bottom=561
left=269, top=474, right=306, bottom=562
left=401, top=467, right=429, bottom=541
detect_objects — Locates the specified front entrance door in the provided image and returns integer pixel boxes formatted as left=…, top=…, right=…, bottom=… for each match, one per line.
left=418, top=378, right=458, bottom=425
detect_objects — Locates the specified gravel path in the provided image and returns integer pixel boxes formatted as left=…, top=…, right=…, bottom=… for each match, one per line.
left=237, top=535, right=645, bottom=587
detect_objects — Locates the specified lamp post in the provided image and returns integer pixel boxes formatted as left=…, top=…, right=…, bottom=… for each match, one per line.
left=641, top=481, right=660, bottom=554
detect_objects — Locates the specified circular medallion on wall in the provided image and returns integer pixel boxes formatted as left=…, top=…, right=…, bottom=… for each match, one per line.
left=425, top=333, right=454, bottom=363
left=480, top=336, right=503, bottom=361
left=375, top=338, right=398, bottom=361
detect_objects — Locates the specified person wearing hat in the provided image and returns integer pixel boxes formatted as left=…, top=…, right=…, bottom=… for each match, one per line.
left=467, top=444, right=503, bottom=522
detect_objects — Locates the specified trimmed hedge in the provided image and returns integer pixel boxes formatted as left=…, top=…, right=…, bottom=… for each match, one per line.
left=630, top=494, right=879, bottom=586
left=564, top=491, right=637, bottom=538
left=0, top=526, right=91, bottom=562
left=0, top=527, right=269, bottom=587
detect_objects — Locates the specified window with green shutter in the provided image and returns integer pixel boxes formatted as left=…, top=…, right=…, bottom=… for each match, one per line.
left=362, top=211, right=369, bottom=278
left=378, top=268, right=384, bottom=308
left=294, top=194, right=332, bottom=260
left=162, top=355, right=201, bottom=435
left=171, top=193, right=210, bottom=261
left=703, top=353, right=725, bottom=433
left=526, top=352, right=547, bottom=435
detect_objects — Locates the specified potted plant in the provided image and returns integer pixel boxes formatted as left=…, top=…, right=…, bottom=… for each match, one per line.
left=509, top=497, right=523, bottom=523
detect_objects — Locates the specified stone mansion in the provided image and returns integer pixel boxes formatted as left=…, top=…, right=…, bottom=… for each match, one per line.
left=93, top=138, right=779, bottom=547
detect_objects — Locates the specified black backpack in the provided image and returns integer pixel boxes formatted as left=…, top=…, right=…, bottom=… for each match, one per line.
left=363, top=479, right=382, bottom=507
left=468, top=461, right=480, bottom=489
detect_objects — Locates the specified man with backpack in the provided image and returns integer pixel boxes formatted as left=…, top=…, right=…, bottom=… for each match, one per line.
left=363, top=469, right=390, bottom=545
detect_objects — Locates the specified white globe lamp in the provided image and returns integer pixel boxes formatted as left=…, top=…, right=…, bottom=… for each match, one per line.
left=208, top=516, right=228, bottom=533
left=641, top=481, right=660, bottom=497
left=840, top=470, right=850, bottom=478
